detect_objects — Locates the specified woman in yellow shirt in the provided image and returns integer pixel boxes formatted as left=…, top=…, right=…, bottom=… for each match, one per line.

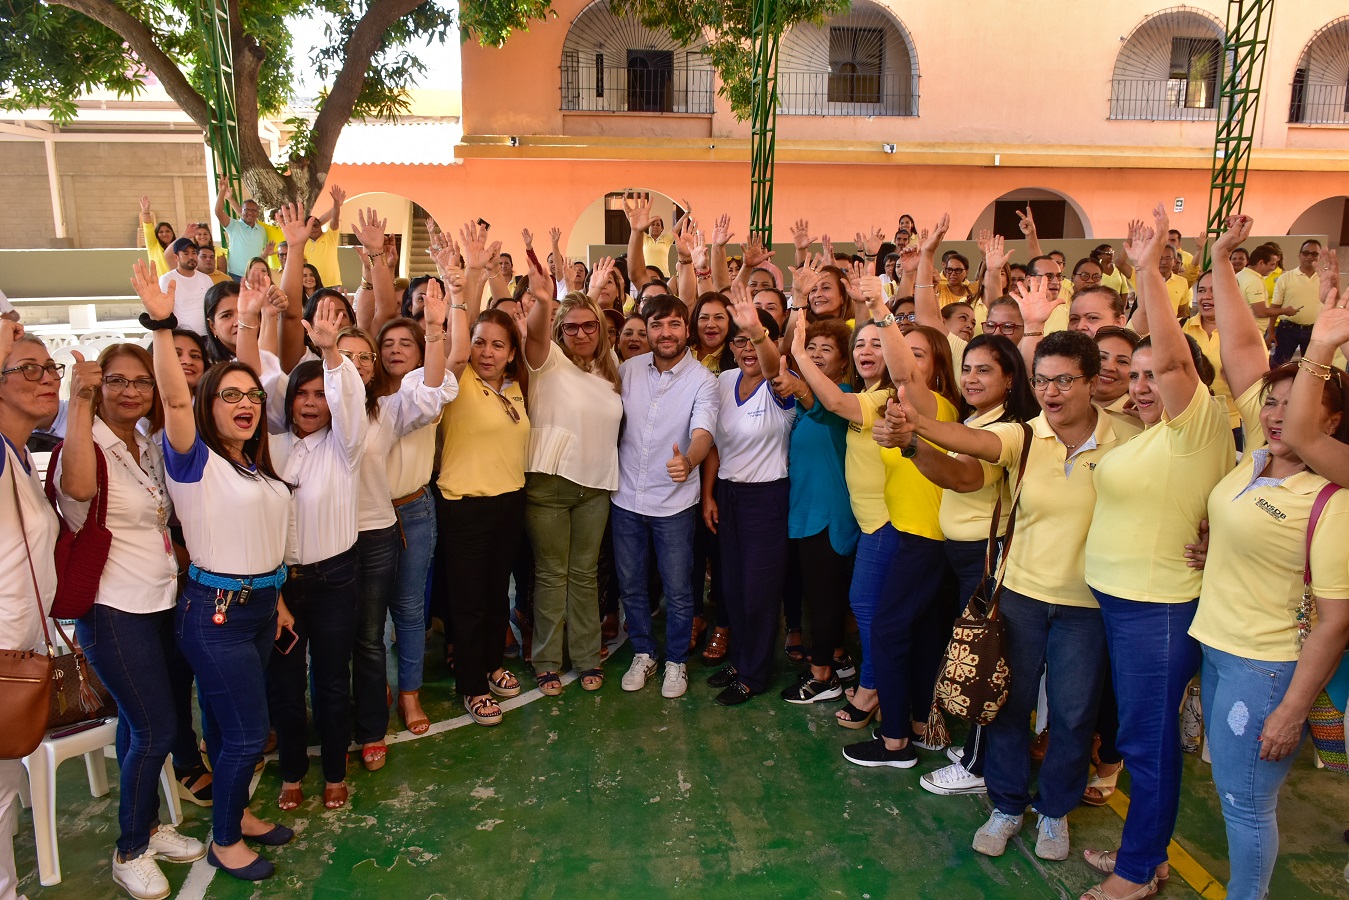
left=1080, top=210, right=1236, bottom=900
left=1187, top=215, right=1349, bottom=900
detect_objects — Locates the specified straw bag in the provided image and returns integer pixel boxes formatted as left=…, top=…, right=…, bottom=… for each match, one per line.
left=1299, top=484, right=1348, bottom=774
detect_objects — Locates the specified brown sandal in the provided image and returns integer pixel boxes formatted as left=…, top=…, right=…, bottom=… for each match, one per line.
left=702, top=627, right=729, bottom=662
left=323, top=782, right=349, bottom=809
left=1083, top=850, right=1170, bottom=883
left=1078, top=877, right=1159, bottom=900
left=398, top=691, right=431, bottom=735
left=277, top=785, right=303, bottom=811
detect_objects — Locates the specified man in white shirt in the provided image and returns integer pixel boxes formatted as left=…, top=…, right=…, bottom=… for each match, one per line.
left=613, top=295, right=719, bottom=699
left=158, top=238, right=213, bottom=336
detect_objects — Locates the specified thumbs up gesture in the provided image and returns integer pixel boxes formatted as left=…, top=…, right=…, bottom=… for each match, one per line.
left=69, top=350, right=104, bottom=401
left=770, top=356, right=803, bottom=401
left=666, top=442, right=692, bottom=483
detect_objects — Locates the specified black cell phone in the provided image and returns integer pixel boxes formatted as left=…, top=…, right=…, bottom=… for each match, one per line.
left=274, top=626, right=299, bottom=655
left=476, top=218, right=491, bottom=231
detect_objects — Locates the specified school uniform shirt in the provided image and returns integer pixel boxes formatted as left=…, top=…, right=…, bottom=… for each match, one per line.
left=525, top=342, right=623, bottom=491
left=268, top=357, right=368, bottom=565
left=880, top=393, right=959, bottom=541
left=939, top=405, right=1012, bottom=543
left=1086, top=381, right=1234, bottom=604
left=985, top=407, right=1142, bottom=608
left=713, top=370, right=794, bottom=484
left=1, top=437, right=58, bottom=651
left=159, top=269, right=213, bottom=337
left=438, top=367, right=529, bottom=501
left=1271, top=268, right=1321, bottom=327
left=848, top=387, right=894, bottom=534
left=1235, top=266, right=1268, bottom=311
left=357, top=367, right=458, bottom=532
left=55, top=419, right=178, bottom=614
left=788, top=386, right=860, bottom=556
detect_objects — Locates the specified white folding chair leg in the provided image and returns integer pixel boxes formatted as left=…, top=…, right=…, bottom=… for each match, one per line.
left=85, top=746, right=110, bottom=797
left=159, top=756, right=183, bottom=826
left=21, top=748, right=63, bottom=886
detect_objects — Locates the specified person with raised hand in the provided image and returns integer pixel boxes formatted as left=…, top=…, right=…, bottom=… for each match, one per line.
left=702, top=282, right=791, bottom=706
left=523, top=250, right=623, bottom=697
left=710, top=213, right=736, bottom=290
left=623, top=190, right=654, bottom=294
left=276, top=202, right=317, bottom=372
left=458, top=219, right=503, bottom=317
left=1188, top=215, right=1349, bottom=900
left=1077, top=206, right=1236, bottom=900
left=131, top=259, right=296, bottom=883
left=587, top=255, right=623, bottom=311
left=351, top=207, right=399, bottom=335
left=139, top=194, right=175, bottom=276
left=1013, top=274, right=1067, bottom=370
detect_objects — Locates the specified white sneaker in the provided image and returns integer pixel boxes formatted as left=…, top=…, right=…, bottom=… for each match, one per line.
left=920, top=762, right=986, bottom=796
left=972, top=810, right=1023, bottom=857
left=946, top=746, right=964, bottom=765
left=147, top=824, right=206, bottom=863
left=1035, top=813, right=1070, bottom=860
left=111, top=848, right=170, bottom=900
left=661, top=661, right=688, bottom=698
left=621, top=653, right=658, bottom=691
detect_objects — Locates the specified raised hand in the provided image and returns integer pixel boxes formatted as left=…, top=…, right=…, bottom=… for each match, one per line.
left=845, top=260, right=864, bottom=300
left=237, top=274, right=268, bottom=319
left=898, top=242, right=921, bottom=275
left=770, top=357, right=801, bottom=400
left=423, top=277, right=448, bottom=332
left=526, top=253, right=554, bottom=305
left=588, top=256, right=616, bottom=298
left=130, top=259, right=175, bottom=320
left=743, top=233, right=775, bottom=269
left=521, top=228, right=534, bottom=248
left=672, top=216, right=696, bottom=264
left=302, top=296, right=343, bottom=351
left=1012, top=275, right=1064, bottom=327
left=859, top=273, right=887, bottom=311
left=264, top=284, right=289, bottom=314
left=690, top=232, right=710, bottom=272
left=790, top=315, right=809, bottom=360
left=549, top=226, right=562, bottom=245
left=821, top=233, right=835, bottom=263
left=984, top=234, right=1014, bottom=271
left=712, top=214, right=734, bottom=248
left=278, top=202, right=312, bottom=246
left=623, top=190, right=652, bottom=233
left=922, top=214, right=949, bottom=255
left=458, top=221, right=494, bottom=270
left=726, top=281, right=761, bottom=332
left=328, top=183, right=347, bottom=207
left=69, top=350, right=102, bottom=401
left=0, top=320, right=24, bottom=363
left=788, top=253, right=823, bottom=299
left=975, top=229, right=992, bottom=256
left=1310, top=284, right=1349, bottom=351
left=139, top=195, right=152, bottom=216
left=790, top=218, right=816, bottom=251
left=1125, top=204, right=1169, bottom=269
left=352, top=207, right=387, bottom=253
left=666, top=443, right=692, bottom=483
left=217, top=177, right=233, bottom=203
left=1015, top=206, right=1036, bottom=238
left=1212, top=214, right=1253, bottom=258
left=1318, top=247, right=1340, bottom=305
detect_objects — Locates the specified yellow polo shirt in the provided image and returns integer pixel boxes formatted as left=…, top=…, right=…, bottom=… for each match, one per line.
left=1264, top=267, right=1282, bottom=299
left=1044, top=303, right=1070, bottom=335
left=986, top=408, right=1142, bottom=607
left=1235, top=266, right=1268, bottom=310
left=938, top=283, right=977, bottom=307
left=1271, top=269, right=1321, bottom=327
left=1183, top=317, right=1240, bottom=429
left=849, top=387, right=894, bottom=534
left=436, top=368, right=529, bottom=501
left=1099, top=268, right=1132, bottom=297
left=879, top=393, right=958, bottom=540
left=305, top=228, right=343, bottom=289
left=939, top=405, right=1012, bottom=542
left=1085, top=381, right=1234, bottom=603
left=1165, top=273, right=1191, bottom=316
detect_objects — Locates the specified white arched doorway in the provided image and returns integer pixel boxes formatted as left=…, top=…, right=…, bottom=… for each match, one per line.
left=1287, top=195, right=1348, bottom=249
left=968, top=188, right=1091, bottom=242
left=568, top=188, right=684, bottom=276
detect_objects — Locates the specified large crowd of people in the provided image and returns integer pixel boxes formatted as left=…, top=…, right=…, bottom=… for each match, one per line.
left=1, top=187, right=1346, bottom=900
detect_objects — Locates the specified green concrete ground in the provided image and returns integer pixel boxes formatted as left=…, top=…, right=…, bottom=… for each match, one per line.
left=14, top=638, right=1349, bottom=899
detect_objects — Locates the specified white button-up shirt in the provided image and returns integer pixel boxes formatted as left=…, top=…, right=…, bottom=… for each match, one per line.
left=613, top=349, right=719, bottom=517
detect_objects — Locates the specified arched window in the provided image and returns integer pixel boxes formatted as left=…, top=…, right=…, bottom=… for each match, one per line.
left=777, top=1, right=918, bottom=117
left=559, top=1, right=714, bottom=114
left=1110, top=7, right=1227, bottom=121
left=1288, top=17, right=1349, bottom=124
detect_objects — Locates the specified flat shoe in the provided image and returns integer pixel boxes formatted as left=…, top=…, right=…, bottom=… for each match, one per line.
left=324, top=783, right=349, bottom=809
left=207, top=845, right=274, bottom=882
left=716, top=682, right=755, bottom=706
left=242, top=823, right=294, bottom=847
left=1082, top=850, right=1170, bottom=883
left=276, top=785, right=303, bottom=811
left=1079, top=876, right=1159, bottom=900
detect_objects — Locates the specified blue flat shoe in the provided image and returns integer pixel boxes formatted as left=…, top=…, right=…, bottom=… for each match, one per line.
left=243, top=823, right=294, bottom=846
left=207, top=845, right=275, bottom=881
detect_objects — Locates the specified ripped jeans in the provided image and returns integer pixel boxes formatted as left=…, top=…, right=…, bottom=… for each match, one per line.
left=1200, top=644, right=1303, bottom=900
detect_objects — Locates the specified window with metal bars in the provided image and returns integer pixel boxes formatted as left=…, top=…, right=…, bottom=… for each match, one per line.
left=828, top=27, right=884, bottom=104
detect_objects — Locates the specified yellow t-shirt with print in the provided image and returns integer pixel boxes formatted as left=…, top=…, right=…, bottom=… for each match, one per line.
left=879, top=393, right=959, bottom=541
left=849, top=387, right=894, bottom=534
left=939, top=405, right=1012, bottom=543
left=1182, top=317, right=1240, bottom=429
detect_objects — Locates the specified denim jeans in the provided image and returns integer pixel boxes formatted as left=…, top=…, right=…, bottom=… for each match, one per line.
left=77, top=605, right=177, bottom=858
left=268, top=546, right=359, bottom=784
left=611, top=503, right=697, bottom=665
left=715, top=478, right=789, bottom=693
left=1201, top=644, right=1302, bottom=900
left=1095, top=590, right=1201, bottom=884
left=175, top=577, right=277, bottom=847
left=526, top=473, right=610, bottom=676
left=873, top=530, right=950, bottom=742
left=1270, top=320, right=1314, bottom=368
left=353, top=524, right=402, bottom=744
left=946, top=538, right=994, bottom=774
left=984, top=588, right=1107, bottom=819
left=848, top=524, right=902, bottom=691
left=392, top=488, right=437, bottom=692
left=166, top=637, right=203, bottom=773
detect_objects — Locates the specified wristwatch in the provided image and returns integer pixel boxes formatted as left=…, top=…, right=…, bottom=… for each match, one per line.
left=900, top=431, right=920, bottom=458
left=873, top=313, right=897, bottom=328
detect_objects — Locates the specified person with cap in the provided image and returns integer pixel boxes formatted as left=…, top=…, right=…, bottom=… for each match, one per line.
left=158, top=237, right=214, bottom=337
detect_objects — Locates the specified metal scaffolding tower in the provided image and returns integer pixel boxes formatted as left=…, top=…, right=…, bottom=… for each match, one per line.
left=193, top=0, right=244, bottom=216
left=748, top=0, right=782, bottom=242
left=1203, top=0, right=1274, bottom=262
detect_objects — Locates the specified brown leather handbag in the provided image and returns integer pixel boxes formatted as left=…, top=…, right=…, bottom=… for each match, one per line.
left=2, top=469, right=57, bottom=759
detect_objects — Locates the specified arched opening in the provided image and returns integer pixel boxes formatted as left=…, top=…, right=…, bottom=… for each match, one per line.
left=560, top=1, right=714, bottom=114
left=345, top=191, right=438, bottom=282
left=777, top=0, right=918, bottom=117
left=1110, top=7, right=1227, bottom=120
left=568, top=188, right=683, bottom=278
left=968, top=188, right=1091, bottom=242
left=1288, top=17, right=1349, bottom=124
left=1287, top=195, right=1349, bottom=249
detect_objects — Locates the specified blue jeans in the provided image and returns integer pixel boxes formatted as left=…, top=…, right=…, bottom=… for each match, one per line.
left=175, top=577, right=277, bottom=847
left=354, top=524, right=402, bottom=744
left=1201, top=644, right=1303, bottom=900
left=872, top=530, right=950, bottom=742
left=77, top=605, right=176, bottom=858
left=848, top=524, right=902, bottom=691
left=1095, top=591, right=1201, bottom=884
left=946, top=538, right=995, bottom=774
left=985, top=588, right=1107, bottom=819
left=392, top=488, right=437, bottom=692
left=611, top=504, right=697, bottom=665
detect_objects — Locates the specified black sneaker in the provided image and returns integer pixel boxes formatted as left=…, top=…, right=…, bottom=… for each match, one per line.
left=832, top=654, right=857, bottom=681
left=780, top=671, right=843, bottom=705
left=715, top=682, right=755, bottom=706
left=706, top=665, right=739, bottom=688
left=842, top=737, right=917, bottom=769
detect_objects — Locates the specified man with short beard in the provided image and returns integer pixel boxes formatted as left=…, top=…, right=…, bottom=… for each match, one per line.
left=612, top=294, right=719, bottom=700
left=197, top=245, right=232, bottom=285
left=157, top=238, right=212, bottom=335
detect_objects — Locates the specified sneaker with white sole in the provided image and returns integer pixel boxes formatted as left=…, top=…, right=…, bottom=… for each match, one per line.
left=661, top=661, right=688, bottom=698
left=621, top=653, right=658, bottom=691
left=147, top=824, right=206, bottom=863
left=919, top=762, right=986, bottom=796
left=972, top=810, right=1024, bottom=857
left=946, top=746, right=964, bottom=765
left=112, top=848, right=170, bottom=900
left=1035, top=813, right=1070, bottom=860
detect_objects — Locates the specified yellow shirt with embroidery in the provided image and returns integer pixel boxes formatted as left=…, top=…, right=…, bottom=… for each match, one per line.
left=879, top=393, right=958, bottom=540
left=1166, top=273, right=1192, bottom=316
left=939, top=405, right=1012, bottom=543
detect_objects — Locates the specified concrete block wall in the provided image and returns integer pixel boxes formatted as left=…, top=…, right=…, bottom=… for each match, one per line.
left=0, top=143, right=57, bottom=248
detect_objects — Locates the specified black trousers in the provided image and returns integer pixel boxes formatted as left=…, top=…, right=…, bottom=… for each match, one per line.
left=796, top=529, right=853, bottom=667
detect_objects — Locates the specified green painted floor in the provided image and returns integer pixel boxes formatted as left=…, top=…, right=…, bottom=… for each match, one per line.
left=15, top=637, right=1349, bottom=899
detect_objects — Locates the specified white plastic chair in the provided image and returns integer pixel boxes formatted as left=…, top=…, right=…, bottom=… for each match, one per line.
left=19, top=719, right=183, bottom=886
left=79, top=330, right=127, bottom=343
left=40, top=334, right=79, bottom=351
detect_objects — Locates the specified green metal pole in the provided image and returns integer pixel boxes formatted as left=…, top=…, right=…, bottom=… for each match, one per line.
left=749, top=0, right=781, bottom=244
left=193, top=0, right=244, bottom=221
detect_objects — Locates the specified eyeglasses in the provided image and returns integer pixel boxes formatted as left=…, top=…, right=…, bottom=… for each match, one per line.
left=1, top=362, right=65, bottom=382
left=1032, top=374, right=1087, bottom=391
left=339, top=350, right=377, bottom=364
left=1299, top=250, right=1321, bottom=258
left=483, top=387, right=520, bottom=423
left=896, top=312, right=917, bottom=324
left=728, top=335, right=752, bottom=348
left=1075, top=272, right=1103, bottom=283
left=216, top=387, right=267, bottom=404
left=560, top=321, right=599, bottom=337
left=943, top=267, right=967, bottom=276
left=1038, top=273, right=1064, bottom=282
left=104, top=375, right=155, bottom=394
left=983, top=322, right=1021, bottom=335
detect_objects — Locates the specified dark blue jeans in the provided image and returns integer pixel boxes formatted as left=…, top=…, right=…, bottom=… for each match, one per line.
left=984, top=588, right=1107, bottom=819
left=946, top=538, right=995, bottom=774
left=873, top=530, right=950, bottom=742
left=392, top=488, right=437, bottom=692
left=268, top=546, right=359, bottom=784
left=353, top=524, right=402, bottom=744
left=1094, top=590, right=1201, bottom=885
left=611, top=503, right=697, bottom=665
left=1271, top=320, right=1314, bottom=368
left=848, top=524, right=902, bottom=691
left=77, top=605, right=176, bottom=858
left=715, top=478, right=789, bottom=693
left=175, top=577, right=277, bottom=847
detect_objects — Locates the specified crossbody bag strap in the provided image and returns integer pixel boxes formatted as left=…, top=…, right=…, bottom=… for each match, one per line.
left=10, top=455, right=57, bottom=657
left=1305, top=483, right=1341, bottom=588
left=987, top=423, right=1034, bottom=613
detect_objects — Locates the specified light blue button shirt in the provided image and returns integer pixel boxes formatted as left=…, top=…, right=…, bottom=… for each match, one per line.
left=223, top=218, right=267, bottom=275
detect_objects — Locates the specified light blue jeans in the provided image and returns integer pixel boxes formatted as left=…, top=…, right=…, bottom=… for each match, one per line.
left=1200, top=644, right=1303, bottom=900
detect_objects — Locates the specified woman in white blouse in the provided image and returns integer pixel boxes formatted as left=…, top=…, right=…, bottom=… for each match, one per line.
left=57, top=343, right=206, bottom=897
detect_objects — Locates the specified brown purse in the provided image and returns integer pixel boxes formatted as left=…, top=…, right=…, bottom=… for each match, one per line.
left=1, top=464, right=57, bottom=759
left=926, top=423, right=1033, bottom=745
